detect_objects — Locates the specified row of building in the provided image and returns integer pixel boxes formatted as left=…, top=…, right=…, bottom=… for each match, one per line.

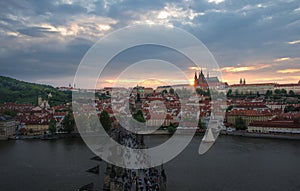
left=225, top=98, right=300, bottom=134
left=228, top=80, right=300, bottom=95
left=0, top=101, right=70, bottom=139
left=1, top=72, right=300, bottom=139
left=0, top=115, right=16, bottom=140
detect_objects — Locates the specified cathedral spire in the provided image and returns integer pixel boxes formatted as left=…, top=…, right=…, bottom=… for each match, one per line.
left=199, top=68, right=204, bottom=79
left=194, top=71, right=197, bottom=80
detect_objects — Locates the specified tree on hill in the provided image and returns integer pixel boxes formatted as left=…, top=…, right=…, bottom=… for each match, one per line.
left=196, top=88, right=204, bottom=95
left=281, top=89, right=287, bottom=95
left=169, top=88, right=175, bottom=95
left=274, top=89, right=281, bottom=95
left=198, top=118, right=206, bottom=129
left=234, top=89, right=239, bottom=96
left=235, top=117, right=247, bottom=130
left=100, top=110, right=112, bottom=131
left=1, top=110, right=17, bottom=117
left=226, top=105, right=234, bottom=112
left=265, top=90, right=272, bottom=98
left=167, top=122, right=177, bottom=134
left=0, top=76, right=71, bottom=106
left=133, top=110, right=146, bottom=123
left=284, top=105, right=295, bottom=113
left=289, top=90, right=295, bottom=96
left=227, top=89, right=233, bottom=97
left=293, top=117, right=300, bottom=124
left=48, top=118, right=57, bottom=135
left=62, top=112, right=75, bottom=133
left=196, top=88, right=211, bottom=97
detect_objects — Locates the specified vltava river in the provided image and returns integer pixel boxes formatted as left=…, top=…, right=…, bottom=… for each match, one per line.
left=1, top=136, right=300, bottom=191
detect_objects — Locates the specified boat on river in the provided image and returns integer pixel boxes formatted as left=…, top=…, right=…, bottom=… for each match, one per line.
left=202, top=128, right=215, bottom=143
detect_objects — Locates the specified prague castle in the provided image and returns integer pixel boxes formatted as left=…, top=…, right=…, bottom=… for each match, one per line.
left=194, top=69, right=226, bottom=91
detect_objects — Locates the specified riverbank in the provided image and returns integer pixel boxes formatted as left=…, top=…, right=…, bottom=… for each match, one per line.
left=222, top=131, right=300, bottom=140
left=7, top=130, right=300, bottom=141
left=11, top=132, right=81, bottom=140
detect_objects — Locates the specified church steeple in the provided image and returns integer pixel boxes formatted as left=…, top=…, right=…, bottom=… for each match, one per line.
left=198, top=68, right=206, bottom=84
left=194, top=71, right=198, bottom=86
left=193, top=70, right=209, bottom=89
left=199, top=68, right=204, bottom=79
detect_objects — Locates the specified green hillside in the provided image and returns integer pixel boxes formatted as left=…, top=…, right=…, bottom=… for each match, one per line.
left=0, top=76, right=71, bottom=106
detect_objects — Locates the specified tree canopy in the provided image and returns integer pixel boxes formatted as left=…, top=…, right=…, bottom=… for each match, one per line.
left=62, top=112, right=75, bottom=133
left=167, top=122, right=177, bottom=134
left=0, top=75, right=71, bottom=106
left=133, top=110, right=146, bottom=123
left=169, top=88, right=175, bottom=94
left=100, top=110, right=112, bottom=131
left=48, top=118, right=57, bottom=135
left=198, top=118, right=206, bottom=129
left=235, top=117, right=247, bottom=130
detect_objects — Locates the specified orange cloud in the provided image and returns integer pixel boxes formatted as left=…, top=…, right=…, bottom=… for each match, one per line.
left=273, top=57, right=291, bottom=62
left=277, top=69, right=300, bottom=74
left=288, top=76, right=300, bottom=80
left=188, top=67, right=205, bottom=71
left=105, top=79, right=115, bottom=83
left=222, top=73, right=292, bottom=85
left=221, top=64, right=270, bottom=73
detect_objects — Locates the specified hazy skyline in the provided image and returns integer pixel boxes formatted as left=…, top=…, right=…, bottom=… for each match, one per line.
left=0, top=0, right=299, bottom=87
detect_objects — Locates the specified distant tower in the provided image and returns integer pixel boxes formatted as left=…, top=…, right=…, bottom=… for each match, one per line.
left=136, top=92, right=141, bottom=102
left=198, top=68, right=206, bottom=83
left=38, top=96, right=42, bottom=107
left=243, top=78, right=246, bottom=85
left=199, top=68, right=202, bottom=79
left=135, top=92, right=142, bottom=111
left=69, top=83, right=71, bottom=88
left=240, top=78, right=243, bottom=84
left=194, top=71, right=198, bottom=86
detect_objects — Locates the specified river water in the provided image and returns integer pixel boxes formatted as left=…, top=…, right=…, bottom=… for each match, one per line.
left=0, top=135, right=300, bottom=191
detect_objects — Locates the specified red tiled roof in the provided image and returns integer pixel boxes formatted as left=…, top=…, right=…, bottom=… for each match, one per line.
left=227, top=109, right=273, bottom=116
left=235, top=103, right=267, bottom=108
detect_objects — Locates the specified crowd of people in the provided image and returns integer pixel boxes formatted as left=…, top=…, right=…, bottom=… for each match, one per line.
left=115, top=129, right=166, bottom=191
left=122, top=168, right=163, bottom=191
